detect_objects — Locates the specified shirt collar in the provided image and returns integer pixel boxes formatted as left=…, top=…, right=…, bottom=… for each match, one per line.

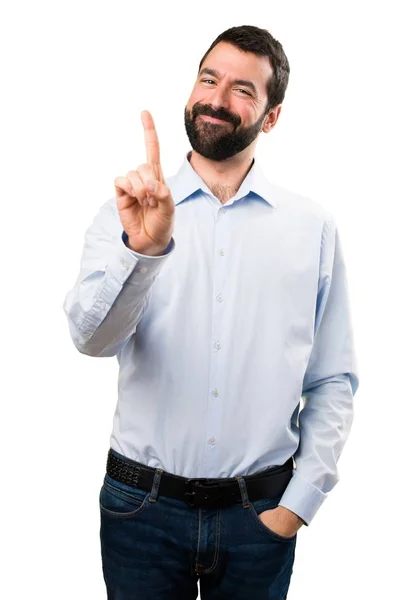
left=169, top=152, right=278, bottom=208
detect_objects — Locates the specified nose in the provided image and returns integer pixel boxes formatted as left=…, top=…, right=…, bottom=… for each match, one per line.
left=208, top=83, right=231, bottom=111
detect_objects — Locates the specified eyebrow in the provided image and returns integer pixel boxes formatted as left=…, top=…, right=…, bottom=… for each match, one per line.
left=198, top=68, right=258, bottom=96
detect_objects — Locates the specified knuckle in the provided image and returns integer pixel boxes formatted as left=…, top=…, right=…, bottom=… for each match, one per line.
left=159, top=185, right=171, bottom=199
left=137, top=163, right=153, bottom=176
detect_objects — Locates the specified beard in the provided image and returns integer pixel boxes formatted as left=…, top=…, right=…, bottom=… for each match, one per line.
left=184, top=103, right=267, bottom=161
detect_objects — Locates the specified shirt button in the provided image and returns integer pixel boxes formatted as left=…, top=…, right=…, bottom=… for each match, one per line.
left=212, top=389, right=219, bottom=397
left=214, top=342, right=222, bottom=350
left=216, top=294, right=224, bottom=302
left=208, top=437, right=216, bottom=445
left=98, top=300, right=106, bottom=310
left=220, top=208, right=226, bottom=214
left=218, top=249, right=225, bottom=256
left=121, top=260, right=129, bottom=270
left=140, top=267, right=148, bottom=274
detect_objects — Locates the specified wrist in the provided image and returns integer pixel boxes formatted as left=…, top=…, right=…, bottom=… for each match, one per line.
left=274, top=506, right=305, bottom=527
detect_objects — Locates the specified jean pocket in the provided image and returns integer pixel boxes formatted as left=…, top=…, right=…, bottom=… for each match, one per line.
left=99, top=475, right=150, bottom=519
left=248, top=497, right=298, bottom=543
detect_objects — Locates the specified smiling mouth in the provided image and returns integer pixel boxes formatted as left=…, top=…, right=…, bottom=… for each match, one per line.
left=199, top=115, right=232, bottom=125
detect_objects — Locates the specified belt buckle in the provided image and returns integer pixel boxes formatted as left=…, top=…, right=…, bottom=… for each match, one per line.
left=185, top=479, right=202, bottom=507
left=185, top=478, right=215, bottom=507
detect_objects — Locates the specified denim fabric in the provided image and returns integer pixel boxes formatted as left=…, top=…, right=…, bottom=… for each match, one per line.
left=99, top=451, right=297, bottom=599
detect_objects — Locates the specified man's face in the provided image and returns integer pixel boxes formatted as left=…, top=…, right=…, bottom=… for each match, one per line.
left=184, top=42, right=273, bottom=161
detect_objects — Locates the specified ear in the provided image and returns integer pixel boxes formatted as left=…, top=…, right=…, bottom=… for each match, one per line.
left=261, top=104, right=282, bottom=133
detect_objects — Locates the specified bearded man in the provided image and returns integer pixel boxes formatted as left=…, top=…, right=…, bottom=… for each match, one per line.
left=64, top=24, right=359, bottom=600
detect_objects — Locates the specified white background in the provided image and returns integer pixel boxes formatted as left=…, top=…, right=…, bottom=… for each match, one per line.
left=1, top=0, right=419, bottom=598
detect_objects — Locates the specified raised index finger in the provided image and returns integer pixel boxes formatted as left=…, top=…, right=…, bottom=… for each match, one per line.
left=141, top=110, right=161, bottom=175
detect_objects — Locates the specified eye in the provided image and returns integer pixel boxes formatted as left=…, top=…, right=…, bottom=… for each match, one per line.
left=236, top=88, right=251, bottom=96
left=202, top=79, right=215, bottom=84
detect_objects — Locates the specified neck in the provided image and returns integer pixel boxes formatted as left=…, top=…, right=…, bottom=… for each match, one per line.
left=188, top=147, right=255, bottom=205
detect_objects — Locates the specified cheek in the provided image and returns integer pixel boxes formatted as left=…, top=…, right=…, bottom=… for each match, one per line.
left=187, top=87, right=205, bottom=109
left=186, top=100, right=199, bottom=116
left=237, top=109, right=254, bottom=127
left=229, top=100, right=253, bottom=120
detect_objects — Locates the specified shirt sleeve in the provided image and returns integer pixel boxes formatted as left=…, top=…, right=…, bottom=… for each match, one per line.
left=63, top=197, right=175, bottom=357
left=277, top=217, right=360, bottom=525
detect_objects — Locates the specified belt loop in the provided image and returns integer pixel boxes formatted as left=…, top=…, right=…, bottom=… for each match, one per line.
left=149, top=468, right=164, bottom=503
left=235, top=476, right=251, bottom=509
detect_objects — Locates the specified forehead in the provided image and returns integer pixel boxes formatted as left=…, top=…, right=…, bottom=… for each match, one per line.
left=200, top=41, right=272, bottom=94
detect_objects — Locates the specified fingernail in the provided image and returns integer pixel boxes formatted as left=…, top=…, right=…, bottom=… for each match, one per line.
left=147, top=182, right=157, bottom=193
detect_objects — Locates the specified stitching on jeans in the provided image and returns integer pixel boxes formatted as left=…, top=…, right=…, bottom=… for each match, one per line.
left=103, top=481, right=147, bottom=505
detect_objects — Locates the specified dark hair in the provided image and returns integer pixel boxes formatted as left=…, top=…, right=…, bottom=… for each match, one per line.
left=198, top=25, right=290, bottom=113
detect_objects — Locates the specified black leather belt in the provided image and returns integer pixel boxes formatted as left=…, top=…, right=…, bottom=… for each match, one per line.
left=106, top=449, right=294, bottom=509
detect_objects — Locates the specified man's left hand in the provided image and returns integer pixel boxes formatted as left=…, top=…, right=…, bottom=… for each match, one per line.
left=258, top=505, right=305, bottom=538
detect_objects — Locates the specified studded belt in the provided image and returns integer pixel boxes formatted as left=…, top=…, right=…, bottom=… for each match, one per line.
left=106, top=449, right=294, bottom=509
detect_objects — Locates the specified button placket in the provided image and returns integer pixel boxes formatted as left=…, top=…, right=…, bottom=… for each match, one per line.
left=202, top=205, right=230, bottom=474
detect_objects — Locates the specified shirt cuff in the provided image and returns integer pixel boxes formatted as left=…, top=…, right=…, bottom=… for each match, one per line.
left=122, top=231, right=175, bottom=257
left=78, top=232, right=173, bottom=337
left=277, top=470, right=328, bottom=526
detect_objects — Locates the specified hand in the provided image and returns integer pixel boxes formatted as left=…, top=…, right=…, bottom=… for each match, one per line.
left=258, top=505, right=304, bottom=538
left=114, top=110, right=175, bottom=255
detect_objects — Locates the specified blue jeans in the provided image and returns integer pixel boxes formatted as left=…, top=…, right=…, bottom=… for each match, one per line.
left=100, top=450, right=297, bottom=599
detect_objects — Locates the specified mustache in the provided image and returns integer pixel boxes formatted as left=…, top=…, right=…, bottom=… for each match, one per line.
left=192, top=104, right=241, bottom=128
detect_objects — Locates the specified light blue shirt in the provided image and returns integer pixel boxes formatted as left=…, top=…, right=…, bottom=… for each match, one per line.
left=63, top=153, right=359, bottom=525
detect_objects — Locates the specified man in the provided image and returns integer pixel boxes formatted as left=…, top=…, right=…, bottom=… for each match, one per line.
left=64, top=25, right=359, bottom=600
